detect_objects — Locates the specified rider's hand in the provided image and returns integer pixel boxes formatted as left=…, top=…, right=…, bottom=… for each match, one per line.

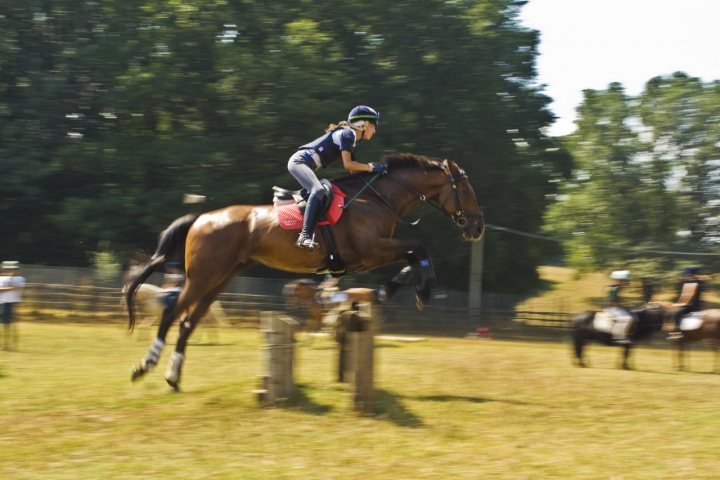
left=369, top=163, right=388, bottom=175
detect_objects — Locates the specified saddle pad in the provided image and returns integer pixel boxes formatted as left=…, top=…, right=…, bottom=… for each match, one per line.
left=680, top=314, right=703, bottom=332
left=593, top=311, right=614, bottom=334
left=274, top=184, right=346, bottom=230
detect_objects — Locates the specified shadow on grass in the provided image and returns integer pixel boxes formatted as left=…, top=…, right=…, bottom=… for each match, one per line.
left=374, top=389, right=424, bottom=427
left=283, top=383, right=333, bottom=415
left=414, top=394, right=489, bottom=404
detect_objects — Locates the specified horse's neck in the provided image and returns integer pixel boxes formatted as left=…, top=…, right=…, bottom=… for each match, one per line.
left=382, top=171, right=445, bottom=217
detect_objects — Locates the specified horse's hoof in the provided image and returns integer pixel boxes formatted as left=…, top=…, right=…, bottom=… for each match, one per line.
left=166, top=378, right=180, bottom=392
left=131, top=364, right=146, bottom=382
left=415, top=286, right=430, bottom=311
left=377, top=285, right=388, bottom=303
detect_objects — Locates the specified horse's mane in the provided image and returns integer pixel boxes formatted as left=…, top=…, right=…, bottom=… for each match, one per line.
left=331, top=153, right=445, bottom=187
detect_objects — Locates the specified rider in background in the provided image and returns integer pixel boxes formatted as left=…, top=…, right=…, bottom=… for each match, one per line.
left=668, top=266, right=704, bottom=339
left=159, top=262, right=184, bottom=308
left=288, top=106, right=385, bottom=251
left=604, top=270, right=634, bottom=345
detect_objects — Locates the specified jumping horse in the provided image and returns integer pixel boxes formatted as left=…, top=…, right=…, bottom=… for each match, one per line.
left=571, top=304, right=667, bottom=370
left=125, top=154, right=483, bottom=389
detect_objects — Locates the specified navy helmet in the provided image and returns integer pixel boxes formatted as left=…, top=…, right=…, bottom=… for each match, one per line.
left=348, top=105, right=380, bottom=126
left=682, top=266, right=700, bottom=276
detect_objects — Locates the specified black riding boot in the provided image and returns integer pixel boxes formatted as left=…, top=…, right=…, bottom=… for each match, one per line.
left=296, top=193, right=322, bottom=251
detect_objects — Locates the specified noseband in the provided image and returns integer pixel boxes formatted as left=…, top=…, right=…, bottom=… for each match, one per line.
left=446, top=169, right=482, bottom=227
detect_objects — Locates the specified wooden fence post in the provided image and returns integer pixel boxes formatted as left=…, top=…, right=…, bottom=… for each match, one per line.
left=336, top=302, right=375, bottom=414
left=255, top=311, right=299, bottom=404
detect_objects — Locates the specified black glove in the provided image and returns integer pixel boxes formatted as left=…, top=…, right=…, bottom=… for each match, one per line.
left=369, top=163, right=388, bottom=175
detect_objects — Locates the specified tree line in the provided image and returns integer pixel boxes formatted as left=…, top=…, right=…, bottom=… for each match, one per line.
left=544, top=73, right=720, bottom=287
left=1, top=0, right=572, bottom=293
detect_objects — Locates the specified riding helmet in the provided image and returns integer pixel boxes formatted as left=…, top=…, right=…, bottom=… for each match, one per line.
left=610, top=270, right=631, bottom=281
left=348, top=106, right=380, bottom=126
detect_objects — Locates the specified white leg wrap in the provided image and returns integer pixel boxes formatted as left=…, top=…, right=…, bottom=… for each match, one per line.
left=165, top=351, right=185, bottom=383
left=142, top=337, right=165, bottom=370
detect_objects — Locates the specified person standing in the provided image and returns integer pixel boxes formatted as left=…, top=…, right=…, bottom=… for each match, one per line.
left=0, top=261, right=26, bottom=351
left=159, top=262, right=184, bottom=308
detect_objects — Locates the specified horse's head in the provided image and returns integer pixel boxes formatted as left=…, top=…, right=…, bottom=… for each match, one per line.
left=438, top=159, right=484, bottom=241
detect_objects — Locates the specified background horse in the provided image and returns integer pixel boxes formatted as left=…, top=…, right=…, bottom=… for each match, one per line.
left=125, top=154, right=483, bottom=389
left=131, top=283, right=228, bottom=327
left=663, top=310, right=720, bottom=372
left=282, top=278, right=378, bottom=332
left=571, top=304, right=666, bottom=369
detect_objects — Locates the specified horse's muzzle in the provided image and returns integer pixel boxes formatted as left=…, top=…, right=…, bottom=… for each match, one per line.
left=462, top=220, right=484, bottom=241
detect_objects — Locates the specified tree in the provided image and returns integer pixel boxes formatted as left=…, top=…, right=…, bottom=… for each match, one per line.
left=0, top=0, right=565, bottom=293
left=544, top=75, right=720, bottom=284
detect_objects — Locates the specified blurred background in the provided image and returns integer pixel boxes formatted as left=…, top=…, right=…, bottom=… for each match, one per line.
left=2, top=0, right=720, bottom=305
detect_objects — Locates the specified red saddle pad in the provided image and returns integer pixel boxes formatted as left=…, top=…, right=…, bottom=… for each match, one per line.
left=275, top=184, right=346, bottom=230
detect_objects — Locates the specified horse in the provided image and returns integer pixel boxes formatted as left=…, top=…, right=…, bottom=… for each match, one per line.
left=571, top=304, right=667, bottom=369
left=282, top=278, right=378, bottom=332
left=663, top=310, right=720, bottom=372
left=124, top=154, right=483, bottom=389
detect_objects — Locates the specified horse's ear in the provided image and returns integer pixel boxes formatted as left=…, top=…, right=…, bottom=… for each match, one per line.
left=442, top=159, right=450, bottom=169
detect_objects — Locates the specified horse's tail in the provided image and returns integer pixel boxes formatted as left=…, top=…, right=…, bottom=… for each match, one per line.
left=124, top=213, right=200, bottom=331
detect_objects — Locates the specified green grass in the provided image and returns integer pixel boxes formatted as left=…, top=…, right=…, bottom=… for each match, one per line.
left=1, top=322, right=720, bottom=479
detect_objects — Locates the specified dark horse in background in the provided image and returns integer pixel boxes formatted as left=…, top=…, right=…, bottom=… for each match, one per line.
left=125, top=154, right=483, bottom=389
left=571, top=304, right=667, bottom=370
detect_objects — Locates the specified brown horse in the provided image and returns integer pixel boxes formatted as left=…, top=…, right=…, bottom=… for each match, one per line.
left=125, top=154, right=483, bottom=389
left=282, top=278, right=378, bottom=332
left=663, top=310, right=720, bottom=372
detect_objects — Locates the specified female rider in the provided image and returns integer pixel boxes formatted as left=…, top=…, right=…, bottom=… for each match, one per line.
left=288, top=105, right=385, bottom=250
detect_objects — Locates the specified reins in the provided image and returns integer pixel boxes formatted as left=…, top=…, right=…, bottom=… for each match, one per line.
left=341, top=166, right=479, bottom=227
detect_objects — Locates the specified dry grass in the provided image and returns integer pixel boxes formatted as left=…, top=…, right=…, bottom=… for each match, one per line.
left=1, top=322, right=720, bottom=479
left=517, top=266, right=720, bottom=314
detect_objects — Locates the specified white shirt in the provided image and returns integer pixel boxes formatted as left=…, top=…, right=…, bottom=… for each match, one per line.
left=0, top=275, right=25, bottom=303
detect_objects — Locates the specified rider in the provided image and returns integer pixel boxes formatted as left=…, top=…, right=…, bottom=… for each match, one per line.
left=159, top=262, right=184, bottom=308
left=288, top=105, right=385, bottom=251
left=669, top=266, right=704, bottom=339
left=604, top=270, right=634, bottom=345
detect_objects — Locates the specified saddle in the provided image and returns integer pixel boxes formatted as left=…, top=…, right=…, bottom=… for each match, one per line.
left=272, top=180, right=336, bottom=213
left=271, top=180, right=347, bottom=277
left=679, top=312, right=704, bottom=332
left=593, top=309, right=635, bottom=335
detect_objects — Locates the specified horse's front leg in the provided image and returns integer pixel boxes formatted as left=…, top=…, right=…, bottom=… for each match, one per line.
left=361, top=239, right=436, bottom=310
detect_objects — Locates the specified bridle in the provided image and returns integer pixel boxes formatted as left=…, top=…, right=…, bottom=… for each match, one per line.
left=349, top=164, right=482, bottom=227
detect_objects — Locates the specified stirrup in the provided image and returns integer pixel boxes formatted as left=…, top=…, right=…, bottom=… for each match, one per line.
left=296, top=234, right=319, bottom=252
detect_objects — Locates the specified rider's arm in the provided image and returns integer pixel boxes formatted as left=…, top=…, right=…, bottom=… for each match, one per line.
left=673, top=282, right=699, bottom=307
left=341, top=150, right=373, bottom=173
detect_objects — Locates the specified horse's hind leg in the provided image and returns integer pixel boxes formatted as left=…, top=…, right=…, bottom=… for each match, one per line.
left=131, top=303, right=181, bottom=381
left=132, top=276, right=219, bottom=381
left=164, top=264, right=252, bottom=390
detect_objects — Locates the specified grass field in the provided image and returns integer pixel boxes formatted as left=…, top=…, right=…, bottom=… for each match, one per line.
left=516, top=266, right=720, bottom=315
left=1, top=322, right=720, bottom=479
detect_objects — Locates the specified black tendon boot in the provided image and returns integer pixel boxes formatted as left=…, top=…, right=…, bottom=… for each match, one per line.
left=296, top=193, right=322, bottom=252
